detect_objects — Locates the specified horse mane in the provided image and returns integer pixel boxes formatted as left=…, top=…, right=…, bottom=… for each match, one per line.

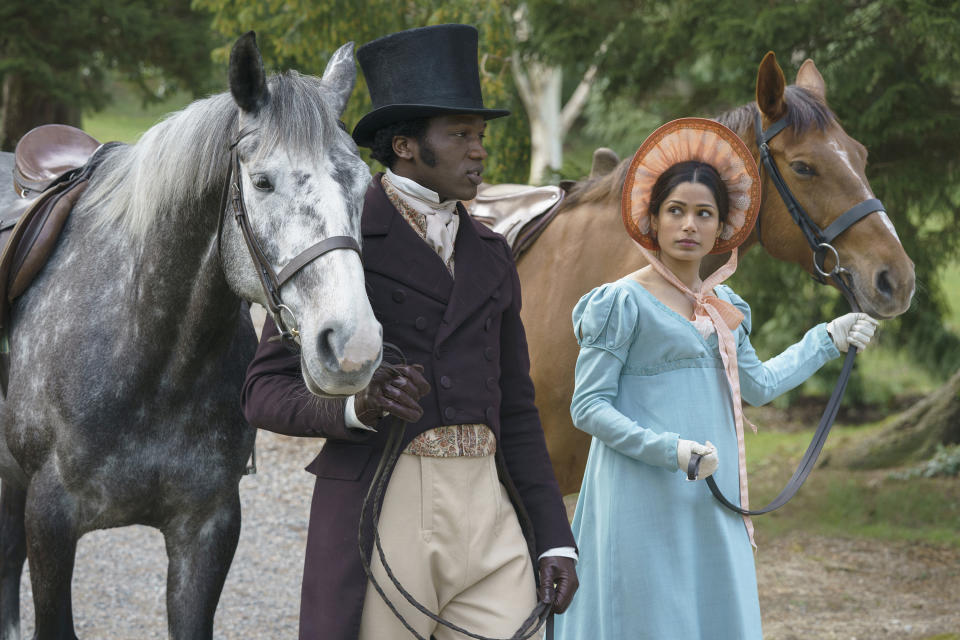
left=79, top=71, right=336, bottom=243
left=556, top=85, right=837, bottom=213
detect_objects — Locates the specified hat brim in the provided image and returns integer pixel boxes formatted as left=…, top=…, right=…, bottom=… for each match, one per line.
left=352, top=104, right=511, bottom=147
left=621, top=117, right=762, bottom=255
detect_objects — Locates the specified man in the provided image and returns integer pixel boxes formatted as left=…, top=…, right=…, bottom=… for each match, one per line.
left=242, top=24, right=577, bottom=639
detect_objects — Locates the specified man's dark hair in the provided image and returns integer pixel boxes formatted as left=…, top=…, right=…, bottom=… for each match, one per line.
left=369, top=117, right=432, bottom=168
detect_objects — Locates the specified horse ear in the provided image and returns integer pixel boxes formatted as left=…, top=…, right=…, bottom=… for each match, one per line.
left=590, top=147, right=620, bottom=178
left=756, top=51, right=787, bottom=121
left=796, top=59, right=826, bottom=102
left=229, top=31, right=269, bottom=114
left=320, top=42, right=357, bottom=118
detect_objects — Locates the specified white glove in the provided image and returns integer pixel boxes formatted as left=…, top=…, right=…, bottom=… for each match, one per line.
left=826, top=312, right=879, bottom=352
left=677, top=439, right=718, bottom=480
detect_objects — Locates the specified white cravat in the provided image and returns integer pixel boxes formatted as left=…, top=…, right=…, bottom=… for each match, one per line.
left=384, top=169, right=460, bottom=265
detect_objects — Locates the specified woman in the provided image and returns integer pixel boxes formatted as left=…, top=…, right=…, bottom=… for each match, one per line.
left=554, top=118, right=877, bottom=639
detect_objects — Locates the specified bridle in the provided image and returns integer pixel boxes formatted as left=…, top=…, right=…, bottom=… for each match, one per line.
left=220, top=130, right=551, bottom=637
left=750, top=110, right=883, bottom=299
left=696, top=110, right=886, bottom=515
left=217, top=126, right=361, bottom=346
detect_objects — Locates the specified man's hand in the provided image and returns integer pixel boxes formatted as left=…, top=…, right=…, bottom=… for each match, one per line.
left=537, top=556, right=578, bottom=614
left=354, top=363, right=430, bottom=426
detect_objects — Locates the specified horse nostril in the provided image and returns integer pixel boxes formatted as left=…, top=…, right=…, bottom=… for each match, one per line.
left=875, top=269, right=893, bottom=299
left=317, top=328, right=339, bottom=369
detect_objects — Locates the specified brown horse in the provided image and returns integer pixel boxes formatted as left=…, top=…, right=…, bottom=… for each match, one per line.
left=518, top=53, right=916, bottom=494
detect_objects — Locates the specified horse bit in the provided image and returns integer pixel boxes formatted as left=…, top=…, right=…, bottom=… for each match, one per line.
left=217, top=126, right=361, bottom=346
left=691, top=110, right=887, bottom=515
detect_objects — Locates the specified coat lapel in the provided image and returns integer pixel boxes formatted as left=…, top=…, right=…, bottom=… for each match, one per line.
left=361, top=175, right=453, bottom=304
left=435, top=203, right=511, bottom=345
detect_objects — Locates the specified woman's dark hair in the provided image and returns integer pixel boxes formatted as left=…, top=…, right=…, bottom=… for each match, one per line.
left=648, top=161, right=729, bottom=223
left=369, top=117, right=431, bottom=168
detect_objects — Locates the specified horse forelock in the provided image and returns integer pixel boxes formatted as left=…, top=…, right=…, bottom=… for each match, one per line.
left=78, top=70, right=340, bottom=244
left=252, top=71, right=336, bottom=163
left=717, top=85, right=837, bottom=138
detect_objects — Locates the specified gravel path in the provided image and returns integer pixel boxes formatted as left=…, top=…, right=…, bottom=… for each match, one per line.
left=17, top=429, right=319, bottom=638
left=13, top=429, right=960, bottom=638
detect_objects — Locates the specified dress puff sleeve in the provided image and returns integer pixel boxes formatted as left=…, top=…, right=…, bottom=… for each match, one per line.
left=717, top=285, right=842, bottom=407
left=569, top=283, right=680, bottom=471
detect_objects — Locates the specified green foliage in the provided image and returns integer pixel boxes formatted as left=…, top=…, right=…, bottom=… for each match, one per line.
left=547, top=0, right=960, bottom=389
left=82, top=81, right=192, bottom=143
left=744, top=424, right=960, bottom=546
left=196, top=0, right=530, bottom=183
left=889, top=443, right=960, bottom=479
left=0, top=0, right=216, bottom=109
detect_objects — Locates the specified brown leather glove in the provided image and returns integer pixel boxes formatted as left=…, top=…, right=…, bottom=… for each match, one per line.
left=537, top=556, right=579, bottom=614
left=354, top=363, right=430, bottom=426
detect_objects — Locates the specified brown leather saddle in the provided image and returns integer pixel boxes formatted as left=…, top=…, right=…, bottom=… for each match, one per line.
left=465, top=183, right=568, bottom=261
left=0, top=124, right=108, bottom=393
left=465, top=148, right=621, bottom=261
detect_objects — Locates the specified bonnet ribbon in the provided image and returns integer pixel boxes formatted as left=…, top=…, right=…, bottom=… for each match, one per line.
left=636, top=245, right=757, bottom=547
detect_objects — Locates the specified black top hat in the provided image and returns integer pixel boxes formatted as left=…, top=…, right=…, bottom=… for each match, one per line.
left=352, top=24, right=510, bottom=148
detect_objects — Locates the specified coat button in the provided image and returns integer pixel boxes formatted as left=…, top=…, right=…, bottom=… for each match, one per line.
left=486, top=377, right=496, bottom=390
left=491, top=290, right=500, bottom=300
left=392, top=289, right=406, bottom=303
left=415, top=316, right=427, bottom=330
left=484, top=346, right=495, bottom=361
left=440, top=375, right=452, bottom=389
left=444, top=407, right=455, bottom=421
left=484, top=317, right=492, bottom=331
left=485, top=406, right=496, bottom=423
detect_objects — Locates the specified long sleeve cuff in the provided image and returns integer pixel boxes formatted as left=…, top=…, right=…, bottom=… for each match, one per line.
left=538, top=546, right=578, bottom=563
left=344, top=396, right=377, bottom=432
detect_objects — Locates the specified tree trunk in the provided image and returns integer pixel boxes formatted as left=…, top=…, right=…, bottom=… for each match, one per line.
left=0, top=73, right=81, bottom=151
left=515, top=61, right=562, bottom=185
left=842, top=368, right=960, bottom=469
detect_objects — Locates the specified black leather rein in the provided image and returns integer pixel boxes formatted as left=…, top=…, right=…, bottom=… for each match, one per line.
left=217, top=126, right=361, bottom=345
left=358, top=346, right=553, bottom=640
left=695, top=110, right=885, bottom=515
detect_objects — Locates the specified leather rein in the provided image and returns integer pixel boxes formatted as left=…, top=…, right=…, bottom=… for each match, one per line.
left=358, top=357, right=555, bottom=640
left=693, top=110, right=885, bottom=515
left=217, top=126, right=361, bottom=346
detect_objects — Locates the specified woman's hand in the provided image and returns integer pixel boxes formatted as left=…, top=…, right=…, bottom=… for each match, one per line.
left=827, top=313, right=879, bottom=353
left=677, top=439, right=718, bottom=480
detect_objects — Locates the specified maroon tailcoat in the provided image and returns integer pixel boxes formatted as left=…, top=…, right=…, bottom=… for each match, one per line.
left=241, top=176, right=574, bottom=639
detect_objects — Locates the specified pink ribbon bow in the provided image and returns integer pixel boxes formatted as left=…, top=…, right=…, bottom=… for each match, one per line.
left=636, top=245, right=757, bottom=548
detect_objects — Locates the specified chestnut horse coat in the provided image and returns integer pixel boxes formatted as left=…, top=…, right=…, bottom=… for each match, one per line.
left=242, top=175, right=574, bottom=639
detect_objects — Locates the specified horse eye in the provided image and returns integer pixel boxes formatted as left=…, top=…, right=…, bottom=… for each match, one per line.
left=790, top=161, right=815, bottom=176
left=252, top=174, right=273, bottom=192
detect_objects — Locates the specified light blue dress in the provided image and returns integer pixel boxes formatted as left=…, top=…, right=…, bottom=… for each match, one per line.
left=554, top=277, right=840, bottom=640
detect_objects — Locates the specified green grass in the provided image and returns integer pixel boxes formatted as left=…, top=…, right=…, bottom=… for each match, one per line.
left=82, top=82, right=192, bottom=144
left=745, top=423, right=960, bottom=547
left=940, top=261, right=960, bottom=336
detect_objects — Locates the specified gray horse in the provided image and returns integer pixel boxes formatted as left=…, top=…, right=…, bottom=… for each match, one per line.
left=0, top=32, right=380, bottom=638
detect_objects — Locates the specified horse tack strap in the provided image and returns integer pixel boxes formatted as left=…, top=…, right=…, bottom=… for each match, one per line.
left=821, top=198, right=883, bottom=244
left=699, top=111, right=873, bottom=518
left=218, top=127, right=361, bottom=346
left=275, top=235, right=360, bottom=285
left=705, top=346, right=857, bottom=515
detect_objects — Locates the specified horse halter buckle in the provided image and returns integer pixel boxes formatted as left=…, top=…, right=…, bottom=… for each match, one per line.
left=753, top=110, right=882, bottom=304
left=217, top=126, right=361, bottom=348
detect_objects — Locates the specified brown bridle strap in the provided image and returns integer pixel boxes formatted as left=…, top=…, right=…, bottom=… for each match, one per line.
left=217, top=126, right=360, bottom=346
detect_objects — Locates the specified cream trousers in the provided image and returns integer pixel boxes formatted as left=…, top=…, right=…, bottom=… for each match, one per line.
left=358, top=453, right=542, bottom=640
